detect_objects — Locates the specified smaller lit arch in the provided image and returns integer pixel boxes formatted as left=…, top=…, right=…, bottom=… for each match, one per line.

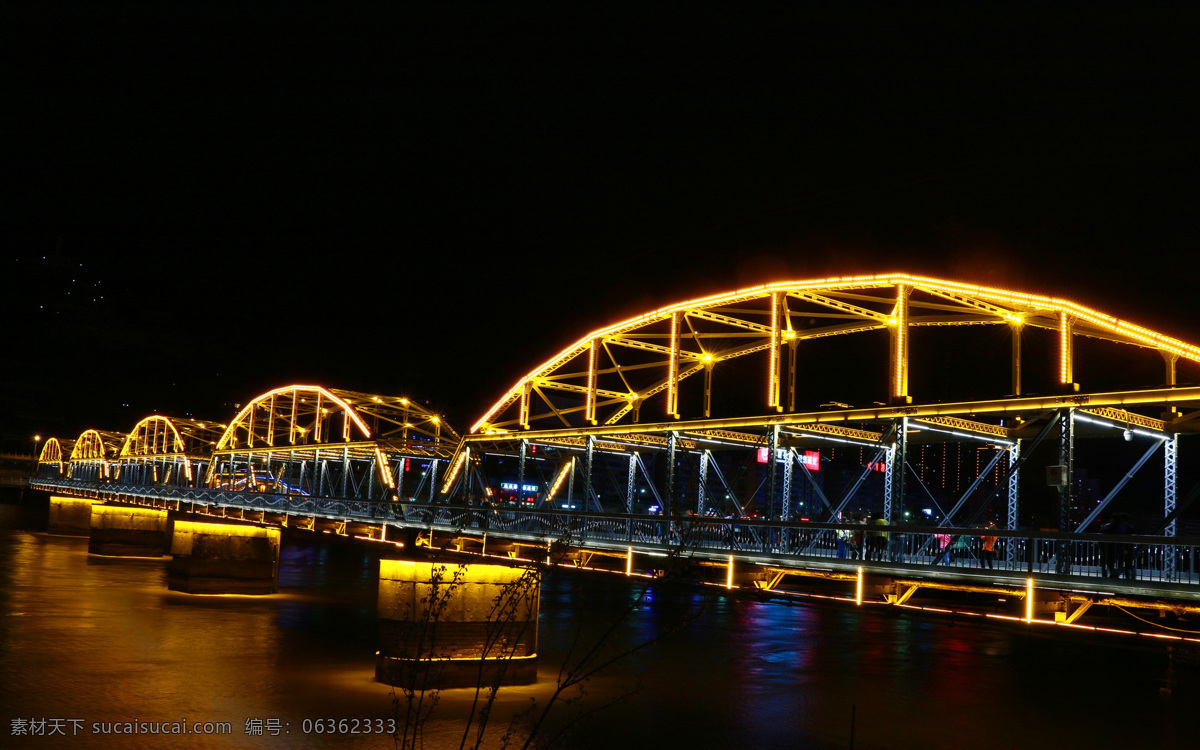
left=213, top=385, right=459, bottom=452
left=122, top=415, right=185, bottom=456
left=70, top=429, right=123, bottom=462
left=206, top=385, right=459, bottom=497
left=121, top=415, right=225, bottom=457
left=37, top=437, right=72, bottom=476
left=68, top=429, right=123, bottom=481
left=119, top=416, right=225, bottom=486
left=215, top=385, right=374, bottom=451
left=38, top=437, right=66, bottom=465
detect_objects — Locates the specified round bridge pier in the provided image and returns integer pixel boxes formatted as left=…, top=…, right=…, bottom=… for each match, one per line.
left=376, top=559, right=540, bottom=689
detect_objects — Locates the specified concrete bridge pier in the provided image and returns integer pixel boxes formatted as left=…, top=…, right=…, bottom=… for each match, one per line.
left=168, top=520, right=281, bottom=594
left=375, top=559, right=539, bottom=689
left=88, top=505, right=171, bottom=557
left=48, top=496, right=99, bottom=536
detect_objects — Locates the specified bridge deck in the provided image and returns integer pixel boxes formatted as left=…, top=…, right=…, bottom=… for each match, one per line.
left=33, top=479, right=1200, bottom=610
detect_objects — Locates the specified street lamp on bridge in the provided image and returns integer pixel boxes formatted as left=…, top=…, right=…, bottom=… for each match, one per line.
left=32, top=435, right=41, bottom=459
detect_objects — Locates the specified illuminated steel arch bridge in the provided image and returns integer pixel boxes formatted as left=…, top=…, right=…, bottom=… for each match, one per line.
left=447, top=274, right=1200, bottom=575
left=28, top=274, right=1200, bottom=603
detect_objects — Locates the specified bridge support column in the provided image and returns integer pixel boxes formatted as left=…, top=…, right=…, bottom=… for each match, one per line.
left=626, top=453, right=636, bottom=540
left=1007, top=321, right=1022, bottom=396
left=884, top=419, right=907, bottom=523
left=1006, top=440, right=1020, bottom=567
left=48, top=496, right=98, bottom=536
left=1056, top=409, right=1075, bottom=575
left=1165, top=434, right=1178, bottom=580
left=376, top=559, right=539, bottom=689
left=781, top=447, right=793, bottom=522
left=666, top=432, right=677, bottom=515
left=767, top=425, right=779, bottom=519
left=584, top=435, right=595, bottom=511
left=518, top=440, right=527, bottom=506
left=89, top=505, right=170, bottom=557
left=168, top=520, right=281, bottom=594
left=889, top=284, right=911, bottom=404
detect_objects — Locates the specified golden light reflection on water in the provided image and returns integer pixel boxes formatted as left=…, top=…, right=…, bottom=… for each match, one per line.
left=2, top=525, right=1198, bottom=749
left=0, top=530, right=397, bottom=749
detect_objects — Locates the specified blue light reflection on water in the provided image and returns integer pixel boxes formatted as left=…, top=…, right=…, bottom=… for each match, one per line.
left=0, top=526, right=1197, bottom=749
left=533, top=571, right=1199, bottom=749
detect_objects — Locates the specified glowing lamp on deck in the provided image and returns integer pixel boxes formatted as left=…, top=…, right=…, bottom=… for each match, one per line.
left=1025, top=578, right=1034, bottom=623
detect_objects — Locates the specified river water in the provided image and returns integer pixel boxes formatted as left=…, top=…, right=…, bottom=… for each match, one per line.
left=1, top=500, right=1197, bottom=749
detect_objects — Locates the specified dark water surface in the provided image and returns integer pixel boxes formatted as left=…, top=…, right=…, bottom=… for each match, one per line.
left=1, top=509, right=1197, bottom=749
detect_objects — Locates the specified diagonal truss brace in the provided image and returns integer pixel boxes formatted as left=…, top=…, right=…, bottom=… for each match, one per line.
left=938, top=447, right=1007, bottom=527
left=633, top=453, right=664, bottom=507
left=926, top=415, right=1059, bottom=566
left=702, top=450, right=748, bottom=517
left=1074, top=438, right=1165, bottom=532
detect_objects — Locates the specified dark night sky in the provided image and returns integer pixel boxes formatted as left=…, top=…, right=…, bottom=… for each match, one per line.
left=2, top=6, right=1198, bottom=448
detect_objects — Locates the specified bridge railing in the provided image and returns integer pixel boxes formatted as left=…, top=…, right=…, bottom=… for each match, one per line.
left=29, top=478, right=1200, bottom=588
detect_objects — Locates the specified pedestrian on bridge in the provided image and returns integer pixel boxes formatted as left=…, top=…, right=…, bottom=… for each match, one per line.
left=1112, top=512, right=1136, bottom=581
left=836, top=525, right=852, bottom=559
left=868, top=514, right=888, bottom=561
left=1100, top=516, right=1119, bottom=578
left=981, top=523, right=998, bottom=569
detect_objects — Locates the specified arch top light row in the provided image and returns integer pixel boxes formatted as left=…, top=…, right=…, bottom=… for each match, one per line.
left=37, top=274, right=1200, bottom=459
left=470, top=273, right=1200, bottom=434
left=38, top=384, right=459, bottom=475
left=217, top=385, right=459, bottom=452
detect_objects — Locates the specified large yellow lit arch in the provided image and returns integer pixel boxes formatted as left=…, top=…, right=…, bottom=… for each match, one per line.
left=471, top=273, right=1200, bottom=433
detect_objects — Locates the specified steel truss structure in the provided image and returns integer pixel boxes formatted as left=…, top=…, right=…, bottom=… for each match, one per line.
left=459, top=275, right=1200, bottom=549
left=205, top=385, right=460, bottom=502
left=65, top=429, right=124, bottom=483
left=117, top=415, right=225, bottom=487
left=29, top=276, right=1200, bottom=589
